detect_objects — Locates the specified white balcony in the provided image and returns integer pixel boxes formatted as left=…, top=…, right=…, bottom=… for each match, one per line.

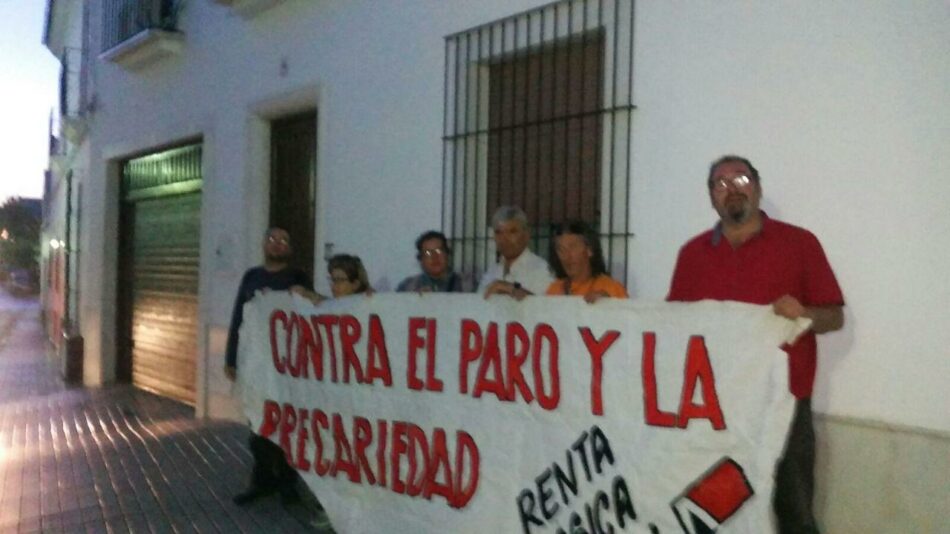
left=99, top=29, right=184, bottom=71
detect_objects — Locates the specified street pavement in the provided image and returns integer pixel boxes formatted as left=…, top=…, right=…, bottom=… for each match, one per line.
left=0, top=290, right=332, bottom=533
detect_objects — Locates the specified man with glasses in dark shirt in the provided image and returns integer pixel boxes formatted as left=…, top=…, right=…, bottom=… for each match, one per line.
left=396, top=230, right=472, bottom=293
left=225, top=227, right=313, bottom=506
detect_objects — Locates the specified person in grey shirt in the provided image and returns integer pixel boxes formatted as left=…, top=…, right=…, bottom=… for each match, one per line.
left=478, top=206, right=553, bottom=300
left=396, top=230, right=473, bottom=293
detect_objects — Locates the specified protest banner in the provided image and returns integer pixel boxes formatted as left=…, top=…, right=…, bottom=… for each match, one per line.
left=238, top=292, right=806, bottom=533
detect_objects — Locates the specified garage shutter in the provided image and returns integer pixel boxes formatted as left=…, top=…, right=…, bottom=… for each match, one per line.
left=120, top=144, right=201, bottom=404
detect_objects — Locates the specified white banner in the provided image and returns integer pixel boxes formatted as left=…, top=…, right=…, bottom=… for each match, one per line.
left=238, top=292, right=805, bottom=533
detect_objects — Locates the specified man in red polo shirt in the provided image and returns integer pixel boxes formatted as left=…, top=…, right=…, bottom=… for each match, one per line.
left=668, top=155, right=844, bottom=534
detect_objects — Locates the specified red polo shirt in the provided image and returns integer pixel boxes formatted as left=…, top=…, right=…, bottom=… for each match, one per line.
left=667, top=213, right=844, bottom=398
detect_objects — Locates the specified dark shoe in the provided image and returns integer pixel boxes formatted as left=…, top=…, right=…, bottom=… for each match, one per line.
left=233, top=485, right=274, bottom=506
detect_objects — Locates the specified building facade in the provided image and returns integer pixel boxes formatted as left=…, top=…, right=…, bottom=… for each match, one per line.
left=41, top=1, right=950, bottom=530
left=42, top=0, right=89, bottom=373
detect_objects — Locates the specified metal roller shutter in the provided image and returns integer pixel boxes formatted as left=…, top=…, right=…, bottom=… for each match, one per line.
left=119, top=144, right=201, bottom=404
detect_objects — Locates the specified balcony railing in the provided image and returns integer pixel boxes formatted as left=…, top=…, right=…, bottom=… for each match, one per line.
left=55, top=47, right=90, bottom=143
left=48, top=112, right=63, bottom=157
left=101, top=0, right=180, bottom=53
left=48, top=110, right=70, bottom=176
left=58, top=47, right=85, bottom=119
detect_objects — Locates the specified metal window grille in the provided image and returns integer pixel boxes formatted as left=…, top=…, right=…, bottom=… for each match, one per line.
left=101, top=0, right=176, bottom=52
left=442, top=0, right=635, bottom=284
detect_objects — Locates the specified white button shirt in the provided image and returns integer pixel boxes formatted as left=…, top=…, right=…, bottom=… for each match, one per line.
left=477, top=249, right=554, bottom=296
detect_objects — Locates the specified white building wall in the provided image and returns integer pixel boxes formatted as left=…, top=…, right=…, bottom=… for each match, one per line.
left=75, top=0, right=948, bottom=526
left=83, top=0, right=950, bottom=429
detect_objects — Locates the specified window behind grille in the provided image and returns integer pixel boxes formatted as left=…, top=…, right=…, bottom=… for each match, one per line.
left=442, top=0, right=635, bottom=285
left=487, top=30, right=603, bottom=227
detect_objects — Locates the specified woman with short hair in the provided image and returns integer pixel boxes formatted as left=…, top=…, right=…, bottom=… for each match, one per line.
left=327, top=254, right=371, bottom=297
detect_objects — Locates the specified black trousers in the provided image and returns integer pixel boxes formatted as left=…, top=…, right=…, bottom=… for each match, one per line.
left=248, top=434, right=297, bottom=492
left=774, top=399, right=820, bottom=534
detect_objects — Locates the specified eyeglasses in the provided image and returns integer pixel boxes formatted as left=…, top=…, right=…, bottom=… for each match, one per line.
left=420, top=247, right=447, bottom=258
left=709, top=174, right=752, bottom=191
left=267, top=235, right=290, bottom=245
left=328, top=275, right=351, bottom=285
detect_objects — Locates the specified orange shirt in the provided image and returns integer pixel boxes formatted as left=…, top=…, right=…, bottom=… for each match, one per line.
left=545, top=274, right=628, bottom=298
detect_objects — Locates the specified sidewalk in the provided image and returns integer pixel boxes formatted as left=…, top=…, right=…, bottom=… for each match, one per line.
left=0, top=294, right=331, bottom=533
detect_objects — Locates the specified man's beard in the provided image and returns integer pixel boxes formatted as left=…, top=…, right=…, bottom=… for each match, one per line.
left=725, top=196, right=751, bottom=224
left=266, top=251, right=291, bottom=263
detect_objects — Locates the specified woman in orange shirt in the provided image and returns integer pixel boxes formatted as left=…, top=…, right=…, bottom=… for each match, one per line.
left=546, top=221, right=628, bottom=303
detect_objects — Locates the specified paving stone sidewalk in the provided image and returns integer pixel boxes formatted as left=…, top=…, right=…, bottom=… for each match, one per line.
left=0, top=295, right=332, bottom=533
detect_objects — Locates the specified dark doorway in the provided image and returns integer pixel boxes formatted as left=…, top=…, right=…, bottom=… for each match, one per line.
left=270, top=111, right=317, bottom=279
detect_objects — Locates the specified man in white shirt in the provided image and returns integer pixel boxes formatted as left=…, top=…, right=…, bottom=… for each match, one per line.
left=478, top=206, right=554, bottom=299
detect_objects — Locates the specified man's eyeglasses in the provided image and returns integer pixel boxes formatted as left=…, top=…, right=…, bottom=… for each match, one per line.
left=420, top=247, right=447, bottom=258
left=709, top=175, right=752, bottom=191
left=267, top=236, right=290, bottom=245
